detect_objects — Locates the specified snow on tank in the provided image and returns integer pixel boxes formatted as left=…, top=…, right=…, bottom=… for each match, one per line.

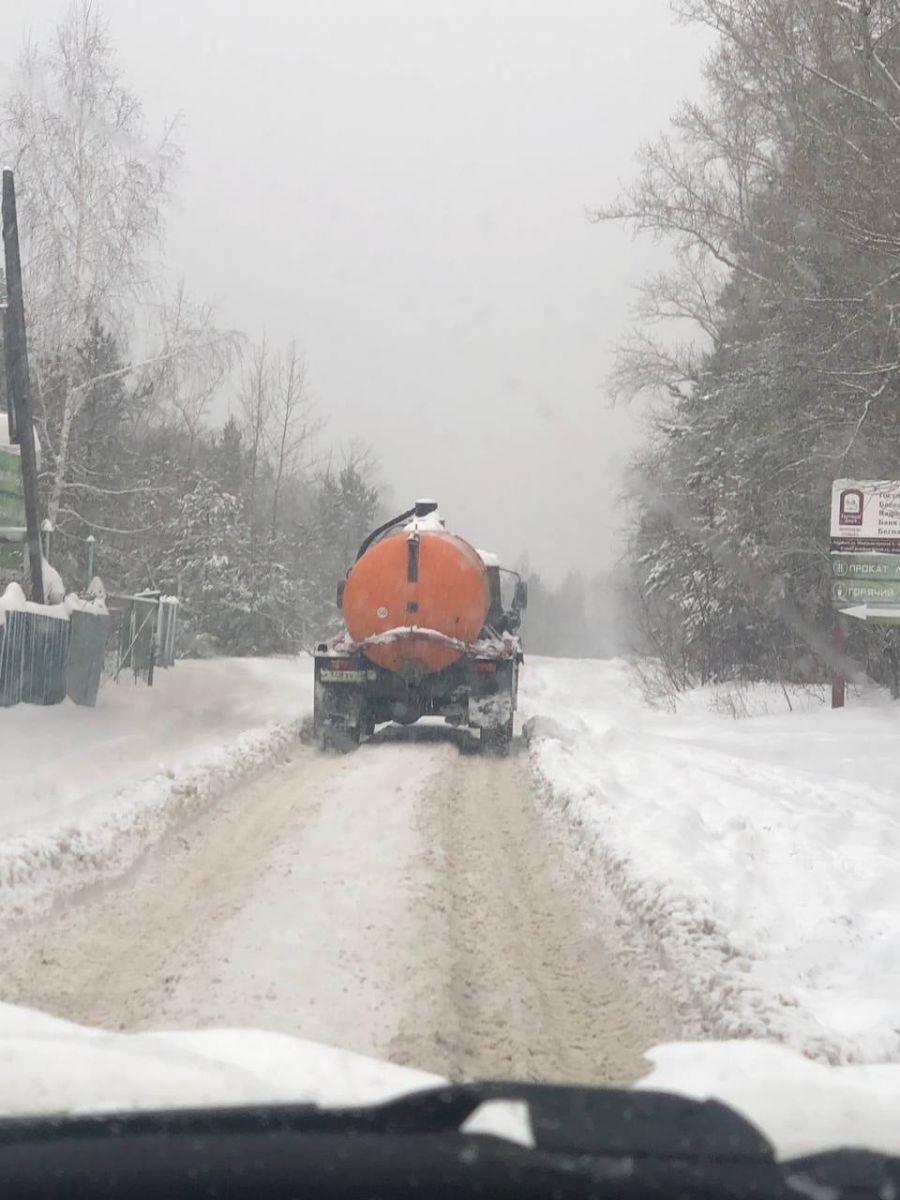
left=403, top=499, right=445, bottom=533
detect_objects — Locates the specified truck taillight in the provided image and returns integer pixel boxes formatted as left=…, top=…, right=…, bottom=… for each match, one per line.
left=472, top=662, right=497, bottom=672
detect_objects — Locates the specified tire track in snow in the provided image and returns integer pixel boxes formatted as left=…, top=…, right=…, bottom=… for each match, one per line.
left=390, top=733, right=676, bottom=1083
left=0, top=725, right=678, bottom=1083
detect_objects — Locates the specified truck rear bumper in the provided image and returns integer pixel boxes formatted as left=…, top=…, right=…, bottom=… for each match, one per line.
left=313, top=651, right=518, bottom=733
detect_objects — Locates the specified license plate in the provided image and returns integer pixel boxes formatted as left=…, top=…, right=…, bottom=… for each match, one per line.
left=320, top=669, right=371, bottom=682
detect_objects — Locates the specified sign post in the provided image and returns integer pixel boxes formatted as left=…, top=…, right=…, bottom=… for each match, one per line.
left=830, top=479, right=900, bottom=706
left=831, top=621, right=846, bottom=709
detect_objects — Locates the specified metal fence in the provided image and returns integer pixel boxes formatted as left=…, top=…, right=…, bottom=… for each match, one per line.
left=0, top=588, right=178, bottom=707
left=0, top=608, right=68, bottom=706
left=0, top=606, right=110, bottom=707
left=108, top=592, right=179, bottom=685
left=156, top=596, right=178, bottom=669
left=66, top=609, right=111, bottom=706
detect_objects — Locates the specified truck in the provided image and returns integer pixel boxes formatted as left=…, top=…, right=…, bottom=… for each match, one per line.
left=313, top=500, right=527, bottom=753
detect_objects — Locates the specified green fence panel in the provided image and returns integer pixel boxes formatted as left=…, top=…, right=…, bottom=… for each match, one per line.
left=118, top=597, right=157, bottom=677
left=0, top=608, right=68, bottom=706
left=156, top=599, right=178, bottom=668
left=66, top=611, right=110, bottom=707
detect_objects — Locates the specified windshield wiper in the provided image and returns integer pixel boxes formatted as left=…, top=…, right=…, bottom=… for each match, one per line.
left=0, top=1082, right=895, bottom=1199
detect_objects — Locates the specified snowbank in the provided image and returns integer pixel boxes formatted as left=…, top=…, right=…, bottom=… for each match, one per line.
left=520, top=657, right=900, bottom=1063
left=0, top=657, right=312, bottom=915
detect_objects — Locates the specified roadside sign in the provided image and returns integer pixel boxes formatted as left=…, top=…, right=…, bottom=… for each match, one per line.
left=831, top=552, right=900, bottom=580
left=838, top=604, right=900, bottom=624
left=830, top=481, right=900, bottom=626
left=0, top=442, right=24, bottom=530
left=833, top=579, right=900, bottom=605
left=0, top=437, right=25, bottom=574
left=831, top=479, right=900, bottom=552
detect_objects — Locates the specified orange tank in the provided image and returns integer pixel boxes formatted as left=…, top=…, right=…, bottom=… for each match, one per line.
left=342, top=527, right=489, bottom=675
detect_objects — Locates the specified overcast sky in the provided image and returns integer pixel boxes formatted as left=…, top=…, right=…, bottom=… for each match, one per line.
left=0, top=1, right=708, bottom=582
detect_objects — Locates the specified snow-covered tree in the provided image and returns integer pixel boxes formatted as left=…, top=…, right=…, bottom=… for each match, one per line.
left=604, top=0, right=900, bottom=690
left=1, top=1, right=179, bottom=522
left=0, top=2, right=376, bottom=657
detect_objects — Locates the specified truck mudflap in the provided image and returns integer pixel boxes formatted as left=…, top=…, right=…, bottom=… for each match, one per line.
left=467, top=657, right=518, bottom=754
left=313, top=654, right=374, bottom=750
left=466, top=657, right=517, bottom=721
left=468, top=689, right=514, bottom=730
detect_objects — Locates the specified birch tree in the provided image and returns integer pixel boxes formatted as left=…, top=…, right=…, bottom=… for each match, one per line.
left=0, top=1, right=181, bottom=523
left=270, top=342, right=318, bottom=537
left=238, top=335, right=272, bottom=524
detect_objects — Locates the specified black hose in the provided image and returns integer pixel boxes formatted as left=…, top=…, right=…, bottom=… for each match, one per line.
left=354, top=507, right=417, bottom=561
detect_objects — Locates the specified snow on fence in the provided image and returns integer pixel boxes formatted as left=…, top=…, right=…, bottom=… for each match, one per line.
left=0, top=583, right=110, bottom=708
left=0, top=582, right=180, bottom=707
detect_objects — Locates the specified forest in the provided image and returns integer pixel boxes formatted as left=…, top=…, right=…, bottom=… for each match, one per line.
left=608, top=0, right=900, bottom=693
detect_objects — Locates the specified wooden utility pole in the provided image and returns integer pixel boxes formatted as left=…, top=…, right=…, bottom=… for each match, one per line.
left=2, top=169, right=43, bottom=603
left=1, top=269, right=15, bottom=444
left=831, top=619, right=846, bottom=709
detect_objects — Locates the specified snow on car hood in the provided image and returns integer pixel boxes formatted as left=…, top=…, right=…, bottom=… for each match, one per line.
left=638, top=1041, right=900, bottom=1161
left=3, top=1003, right=900, bottom=1163
left=0, top=1002, right=441, bottom=1117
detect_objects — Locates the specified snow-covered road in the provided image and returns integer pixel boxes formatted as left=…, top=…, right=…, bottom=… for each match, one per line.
left=5, top=655, right=900, bottom=1152
left=0, top=657, right=312, bottom=912
left=5, top=650, right=899, bottom=1091
left=0, top=722, right=676, bottom=1084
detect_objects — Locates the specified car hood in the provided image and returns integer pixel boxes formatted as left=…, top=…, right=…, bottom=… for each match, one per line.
left=2, top=1002, right=900, bottom=1162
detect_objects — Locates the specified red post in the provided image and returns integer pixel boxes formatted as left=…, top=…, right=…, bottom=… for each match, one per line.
left=831, top=620, right=846, bottom=709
